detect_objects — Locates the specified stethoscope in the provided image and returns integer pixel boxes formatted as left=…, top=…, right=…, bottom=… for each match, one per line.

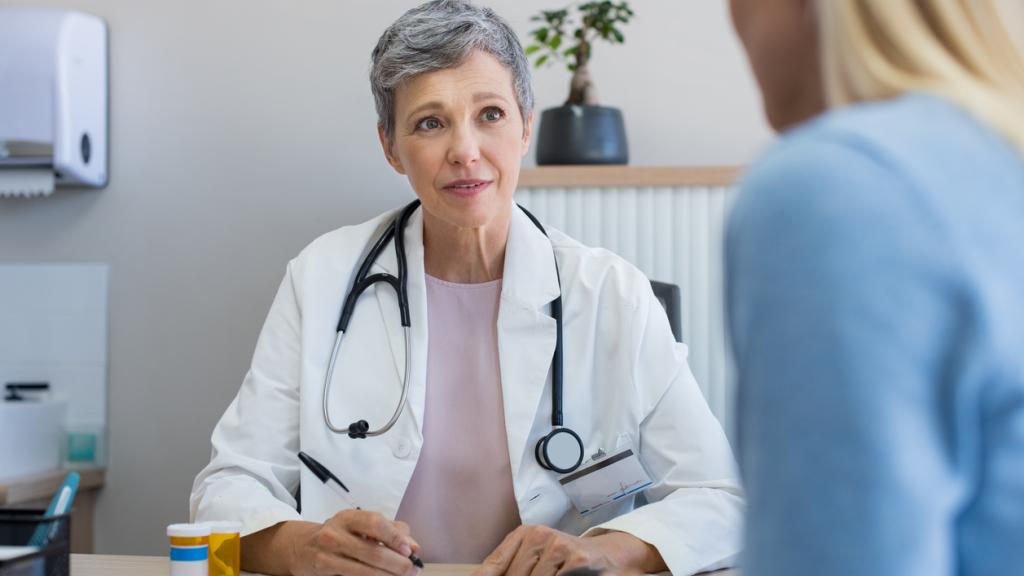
left=322, top=199, right=586, bottom=474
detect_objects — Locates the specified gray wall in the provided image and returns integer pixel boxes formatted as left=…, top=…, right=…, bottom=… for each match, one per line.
left=0, top=0, right=1020, bottom=556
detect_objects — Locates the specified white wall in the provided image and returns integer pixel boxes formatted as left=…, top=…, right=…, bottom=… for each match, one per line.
left=0, top=0, right=767, bottom=554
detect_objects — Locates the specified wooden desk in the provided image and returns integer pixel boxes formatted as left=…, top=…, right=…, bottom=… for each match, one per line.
left=71, top=554, right=737, bottom=575
left=0, top=467, right=105, bottom=553
left=71, top=554, right=476, bottom=576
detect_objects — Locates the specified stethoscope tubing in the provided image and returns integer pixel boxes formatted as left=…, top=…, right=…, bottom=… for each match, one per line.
left=322, top=200, right=583, bottom=473
left=323, top=201, right=418, bottom=438
left=518, top=205, right=565, bottom=428
left=323, top=325, right=413, bottom=437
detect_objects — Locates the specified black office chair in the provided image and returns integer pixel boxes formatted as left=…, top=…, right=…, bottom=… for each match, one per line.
left=650, top=280, right=683, bottom=343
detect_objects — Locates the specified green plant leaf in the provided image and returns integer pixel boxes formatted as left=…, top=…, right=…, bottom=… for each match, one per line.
left=528, top=1, right=632, bottom=68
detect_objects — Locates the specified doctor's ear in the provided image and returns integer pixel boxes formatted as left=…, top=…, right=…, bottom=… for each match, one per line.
left=377, top=125, right=406, bottom=175
left=521, top=111, right=534, bottom=156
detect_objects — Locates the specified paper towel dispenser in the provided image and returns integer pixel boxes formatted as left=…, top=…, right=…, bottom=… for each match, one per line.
left=0, top=8, right=108, bottom=196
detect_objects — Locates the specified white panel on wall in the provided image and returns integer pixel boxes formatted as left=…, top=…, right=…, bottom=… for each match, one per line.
left=518, top=185, right=737, bottom=433
left=0, top=264, right=109, bottom=427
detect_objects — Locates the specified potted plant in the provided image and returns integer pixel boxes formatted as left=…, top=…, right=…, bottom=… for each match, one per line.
left=527, top=1, right=634, bottom=165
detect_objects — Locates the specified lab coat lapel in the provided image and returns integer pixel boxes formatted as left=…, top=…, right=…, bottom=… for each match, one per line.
left=372, top=207, right=427, bottom=442
left=498, top=205, right=561, bottom=493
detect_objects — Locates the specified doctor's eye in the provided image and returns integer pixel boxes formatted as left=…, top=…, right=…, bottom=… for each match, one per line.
left=415, top=117, right=443, bottom=132
left=480, top=107, right=506, bottom=123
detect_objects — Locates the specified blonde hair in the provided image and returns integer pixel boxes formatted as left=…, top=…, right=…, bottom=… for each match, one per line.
left=818, top=0, right=1024, bottom=155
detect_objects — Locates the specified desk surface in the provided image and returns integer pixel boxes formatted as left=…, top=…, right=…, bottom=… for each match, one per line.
left=71, top=554, right=737, bottom=575
left=72, top=554, right=477, bottom=576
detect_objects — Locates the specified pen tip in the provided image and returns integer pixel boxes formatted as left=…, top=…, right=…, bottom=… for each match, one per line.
left=410, top=553, right=424, bottom=569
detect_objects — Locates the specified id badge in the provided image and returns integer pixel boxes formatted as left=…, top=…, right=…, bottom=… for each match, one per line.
left=559, top=447, right=653, bottom=515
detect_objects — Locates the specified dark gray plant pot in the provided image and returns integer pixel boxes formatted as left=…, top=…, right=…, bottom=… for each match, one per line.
left=535, top=105, right=629, bottom=165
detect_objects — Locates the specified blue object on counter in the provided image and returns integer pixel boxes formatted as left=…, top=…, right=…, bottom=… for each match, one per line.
left=27, top=472, right=78, bottom=547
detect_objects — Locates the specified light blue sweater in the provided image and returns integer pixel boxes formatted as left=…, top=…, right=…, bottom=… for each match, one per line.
left=726, top=93, right=1024, bottom=575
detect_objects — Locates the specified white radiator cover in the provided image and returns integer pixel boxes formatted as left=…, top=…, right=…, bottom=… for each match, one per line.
left=517, top=185, right=738, bottom=435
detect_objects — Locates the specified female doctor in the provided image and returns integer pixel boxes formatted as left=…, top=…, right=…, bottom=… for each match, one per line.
left=190, top=2, right=742, bottom=575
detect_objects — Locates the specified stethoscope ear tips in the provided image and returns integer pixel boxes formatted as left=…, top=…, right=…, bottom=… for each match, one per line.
left=347, top=420, right=370, bottom=439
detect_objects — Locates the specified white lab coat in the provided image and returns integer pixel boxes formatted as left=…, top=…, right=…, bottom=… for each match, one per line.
left=190, top=203, right=743, bottom=575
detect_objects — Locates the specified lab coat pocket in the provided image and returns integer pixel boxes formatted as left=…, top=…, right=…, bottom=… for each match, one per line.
left=581, top=431, right=635, bottom=466
left=520, top=480, right=573, bottom=527
left=559, top=442, right=652, bottom=515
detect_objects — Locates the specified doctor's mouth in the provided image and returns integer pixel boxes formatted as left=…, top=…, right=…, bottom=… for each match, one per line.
left=442, top=178, right=494, bottom=198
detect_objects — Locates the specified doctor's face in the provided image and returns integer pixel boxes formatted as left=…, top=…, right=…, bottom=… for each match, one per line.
left=379, top=50, right=532, bottom=232
left=729, top=0, right=826, bottom=131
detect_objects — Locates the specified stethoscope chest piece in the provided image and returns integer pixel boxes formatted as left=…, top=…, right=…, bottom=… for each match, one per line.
left=535, top=427, right=584, bottom=474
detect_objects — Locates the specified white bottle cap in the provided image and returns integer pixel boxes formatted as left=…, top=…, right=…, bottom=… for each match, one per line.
left=167, top=523, right=211, bottom=538
left=201, top=521, right=242, bottom=534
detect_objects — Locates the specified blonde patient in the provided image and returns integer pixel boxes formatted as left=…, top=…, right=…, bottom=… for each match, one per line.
left=727, top=1, right=1024, bottom=575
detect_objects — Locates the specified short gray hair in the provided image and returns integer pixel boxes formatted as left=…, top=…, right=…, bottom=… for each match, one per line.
left=370, top=0, right=534, bottom=141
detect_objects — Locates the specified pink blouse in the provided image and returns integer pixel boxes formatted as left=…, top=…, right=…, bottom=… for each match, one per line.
left=395, top=274, right=522, bottom=563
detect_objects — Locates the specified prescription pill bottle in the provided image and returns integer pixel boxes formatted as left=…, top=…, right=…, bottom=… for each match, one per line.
left=203, top=521, right=242, bottom=576
left=167, top=523, right=210, bottom=576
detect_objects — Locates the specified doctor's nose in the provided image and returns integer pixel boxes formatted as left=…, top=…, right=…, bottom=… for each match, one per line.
left=446, top=124, right=481, bottom=166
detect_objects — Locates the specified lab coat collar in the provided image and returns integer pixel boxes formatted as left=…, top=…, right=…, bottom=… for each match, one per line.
left=501, top=202, right=563, bottom=309
left=498, top=203, right=561, bottom=491
left=371, top=202, right=424, bottom=278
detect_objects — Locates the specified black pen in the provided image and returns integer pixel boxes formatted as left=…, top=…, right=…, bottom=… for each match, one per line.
left=298, top=451, right=424, bottom=569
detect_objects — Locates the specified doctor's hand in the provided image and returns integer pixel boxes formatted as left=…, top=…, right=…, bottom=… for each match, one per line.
left=290, top=510, right=422, bottom=576
left=473, top=525, right=659, bottom=576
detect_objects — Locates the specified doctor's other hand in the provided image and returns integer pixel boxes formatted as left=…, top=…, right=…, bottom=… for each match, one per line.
left=290, top=510, right=422, bottom=576
left=473, top=525, right=659, bottom=576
